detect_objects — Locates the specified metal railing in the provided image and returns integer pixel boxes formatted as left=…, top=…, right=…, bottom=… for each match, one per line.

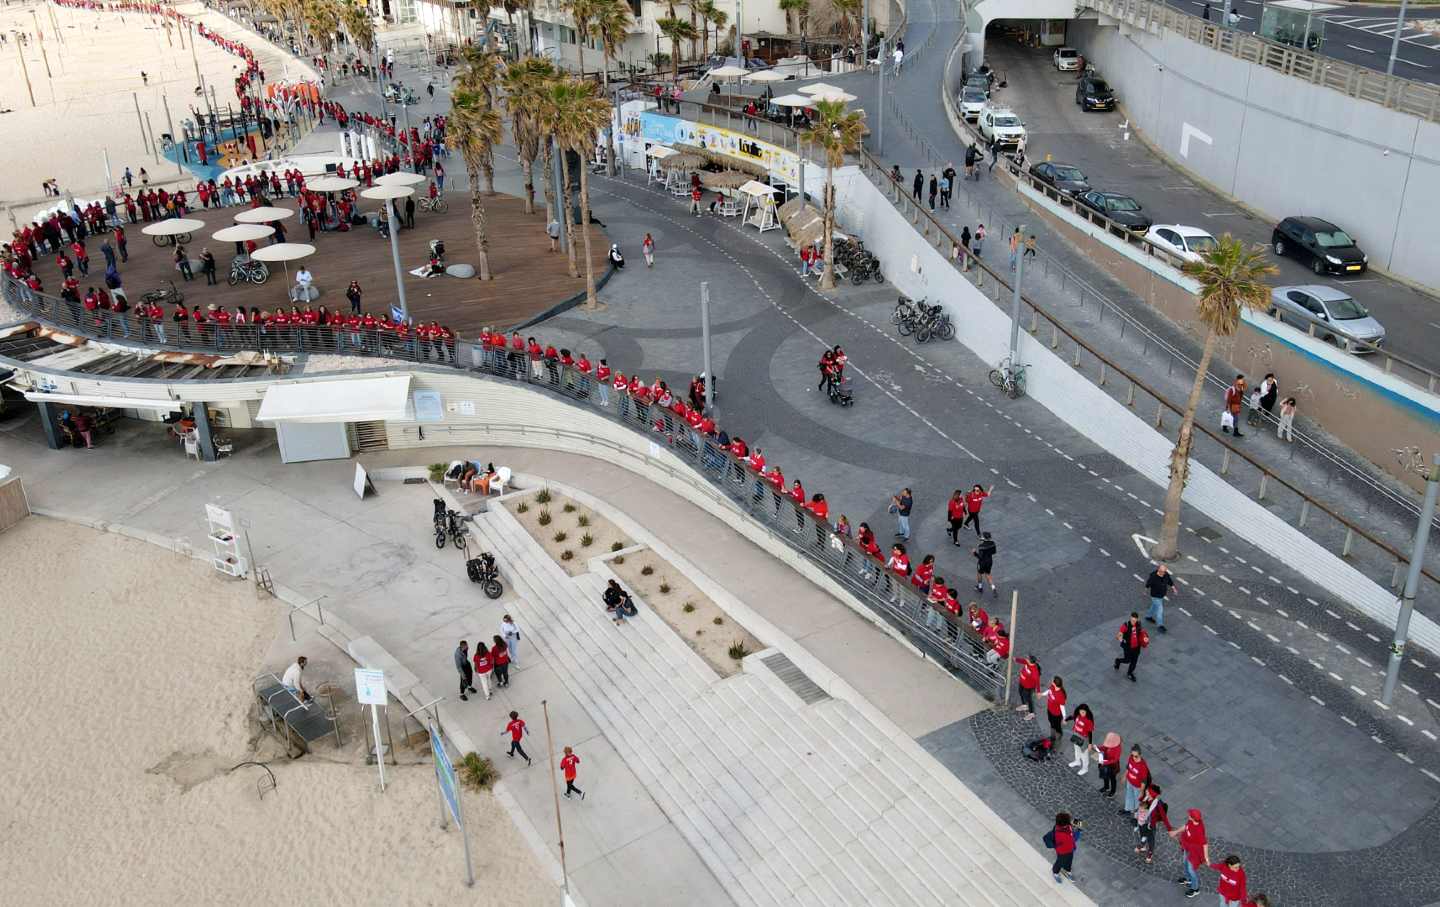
left=1082, top=0, right=1440, bottom=123
left=400, top=361, right=1010, bottom=700
left=854, top=150, right=1440, bottom=598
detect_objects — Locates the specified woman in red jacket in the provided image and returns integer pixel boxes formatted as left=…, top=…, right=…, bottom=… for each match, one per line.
left=490, top=636, right=511, bottom=688
left=1066, top=703, right=1095, bottom=775
left=1039, top=676, right=1067, bottom=742
left=1169, top=808, right=1209, bottom=896
left=1045, top=811, right=1082, bottom=885
left=1095, top=730, right=1122, bottom=798
left=946, top=489, right=967, bottom=545
left=1015, top=655, right=1041, bottom=720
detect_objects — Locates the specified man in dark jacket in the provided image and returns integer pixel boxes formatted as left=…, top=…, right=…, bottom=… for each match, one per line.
left=1114, top=613, right=1148, bottom=681
left=455, top=640, right=477, bottom=700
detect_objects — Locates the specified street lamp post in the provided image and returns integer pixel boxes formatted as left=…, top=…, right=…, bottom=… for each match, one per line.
left=1387, top=0, right=1412, bottom=77
left=361, top=184, right=415, bottom=322
left=1381, top=452, right=1440, bottom=706
left=700, top=282, right=716, bottom=418
left=1008, top=227, right=1026, bottom=368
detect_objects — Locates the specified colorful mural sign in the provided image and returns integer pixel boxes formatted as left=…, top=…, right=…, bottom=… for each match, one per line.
left=639, top=112, right=802, bottom=185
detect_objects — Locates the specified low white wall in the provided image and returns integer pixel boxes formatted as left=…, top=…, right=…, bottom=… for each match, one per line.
left=825, top=167, right=1440, bottom=656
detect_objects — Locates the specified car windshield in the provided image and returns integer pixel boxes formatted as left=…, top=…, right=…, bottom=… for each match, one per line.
left=963, top=89, right=985, bottom=101
left=1185, top=235, right=1218, bottom=254
left=992, top=116, right=1020, bottom=128
left=1058, top=49, right=1076, bottom=58
left=1326, top=296, right=1369, bottom=320
left=1314, top=229, right=1356, bottom=248
left=1088, top=80, right=1110, bottom=92
left=1106, top=196, right=1140, bottom=212
left=1053, top=166, right=1085, bottom=181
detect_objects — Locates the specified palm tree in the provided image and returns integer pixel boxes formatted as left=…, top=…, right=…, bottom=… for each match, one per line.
left=803, top=99, right=866, bottom=290
left=778, top=0, right=806, bottom=36
left=451, top=89, right=505, bottom=280
left=501, top=56, right=556, bottom=214
left=564, top=0, right=602, bottom=76
left=543, top=77, right=613, bottom=309
left=455, top=48, right=503, bottom=192
left=1152, top=235, right=1276, bottom=560
left=588, top=0, right=633, bottom=175
left=695, top=0, right=725, bottom=59
left=657, top=17, right=697, bottom=81
left=536, top=79, right=580, bottom=279
left=831, top=0, right=860, bottom=42
left=340, top=0, right=374, bottom=55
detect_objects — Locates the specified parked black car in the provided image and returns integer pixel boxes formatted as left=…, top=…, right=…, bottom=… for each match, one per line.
left=1076, top=74, right=1115, bottom=111
left=1076, top=190, right=1152, bottom=231
left=1029, top=161, right=1090, bottom=196
left=1271, top=216, right=1368, bottom=276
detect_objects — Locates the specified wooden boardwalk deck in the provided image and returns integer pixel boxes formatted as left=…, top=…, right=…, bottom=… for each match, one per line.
left=42, top=191, right=607, bottom=337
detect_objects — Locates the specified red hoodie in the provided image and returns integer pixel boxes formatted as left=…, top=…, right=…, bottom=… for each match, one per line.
left=1125, top=754, right=1150, bottom=789
left=1179, top=810, right=1208, bottom=869
left=1209, top=861, right=1247, bottom=902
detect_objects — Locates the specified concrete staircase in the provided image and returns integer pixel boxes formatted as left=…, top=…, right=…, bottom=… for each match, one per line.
left=470, top=505, right=1089, bottom=907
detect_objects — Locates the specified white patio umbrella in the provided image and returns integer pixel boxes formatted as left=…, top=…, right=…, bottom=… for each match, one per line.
left=306, top=175, right=359, bottom=192
left=745, top=70, right=788, bottom=83
left=234, top=206, right=295, bottom=223
left=211, top=223, right=274, bottom=242
left=360, top=184, right=416, bottom=321
left=772, top=93, right=814, bottom=128
left=376, top=171, right=428, bottom=188
left=808, top=89, right=858, bottom=103
left=249, top=241, right=316, bottom=285
left=140, top=217, right=206, bottom=236
left=798, top=82, right=844, bottom=95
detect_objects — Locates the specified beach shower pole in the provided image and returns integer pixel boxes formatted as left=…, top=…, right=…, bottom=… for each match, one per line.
left=15, top=38, right=35, bottom=107
left=540, top=700, right=570, bottom=894
left=163, top=94, right=183, bottom=174
left=134, top=93, right=150, bottom=154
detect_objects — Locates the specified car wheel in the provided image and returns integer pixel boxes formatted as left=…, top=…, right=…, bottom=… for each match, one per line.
left=1312, top=256, right=1326, bottom=275
left=1273, top=239, right=1285, bottom=257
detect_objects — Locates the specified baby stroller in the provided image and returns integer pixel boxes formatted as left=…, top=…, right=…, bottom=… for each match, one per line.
left=824, top=372, right=854, bottom=407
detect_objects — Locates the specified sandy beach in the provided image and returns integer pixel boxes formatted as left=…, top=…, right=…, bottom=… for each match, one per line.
left=0, top=515, right=557, bottom=906
left=0, top=0, right=315, bottom=208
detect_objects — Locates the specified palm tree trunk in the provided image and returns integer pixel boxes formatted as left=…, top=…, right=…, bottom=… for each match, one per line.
left=819, top=167, right=836, bottom=290
left=603, top=55, right=617, bottom=177
left=1154, top=329, right=1218, bottom=560
left=521, top=152, right=536, bottom=213
left=671, top=37, right=680, bottom=80
left=558, top=147, right=579, bottom=278
left=467, top=161, right=493, bottom=280
left=541, top=138, right=557, bottom=230
left=577, top=156, right=599, bottom=309
left=689, top=8, right=698, bottom=62
left=482, top=149, right=495, bottom=194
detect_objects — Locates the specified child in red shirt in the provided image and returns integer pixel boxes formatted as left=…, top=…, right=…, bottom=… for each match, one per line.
left=560, top=745, right=584, bottom=800
left=501, top=710, right=532, bottom=765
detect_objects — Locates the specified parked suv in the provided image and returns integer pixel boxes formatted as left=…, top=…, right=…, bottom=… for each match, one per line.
left=959, top=85, right=988, bottom=122
left=1271, top=216, right=1368, bottom=275
left=1076, top=74, right=1115, bottom=111
left=978, top=104, right=1026, bottom=150
left=1029, top=161, right=1090, bottom=196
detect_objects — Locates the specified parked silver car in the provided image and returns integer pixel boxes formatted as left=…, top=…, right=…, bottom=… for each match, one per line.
left=1268, top=284, right=1385, bottom=351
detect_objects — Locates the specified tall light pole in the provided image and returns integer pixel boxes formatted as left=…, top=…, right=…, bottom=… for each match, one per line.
left=1387, top=0, right=1412, bottom=77
left=1381, top=452, right=1440, bottom=705
left=1008, top=226, right=1026, bottom=368
left=700, top=282, right=716, bottom=418
left=361, top=184, right=415, bottom=322
left=876, top=37, right=885, bottom=155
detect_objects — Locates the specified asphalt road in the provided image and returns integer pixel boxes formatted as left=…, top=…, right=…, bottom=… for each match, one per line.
left=984, top=35, right=1440, bottom=371
left=1155, top=0, right=1440, bottom=83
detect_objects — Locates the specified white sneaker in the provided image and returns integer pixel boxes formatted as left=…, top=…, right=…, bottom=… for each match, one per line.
left=1067, top=761, right=1080, bottom=768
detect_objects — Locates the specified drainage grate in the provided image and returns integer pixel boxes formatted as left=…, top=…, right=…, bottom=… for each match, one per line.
left=1142, top=734, right=1211, bottom=781
left=760, top=652, right=830, bottom=705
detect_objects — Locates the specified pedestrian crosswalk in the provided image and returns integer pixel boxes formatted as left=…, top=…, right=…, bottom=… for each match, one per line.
left=468, top=501, right=1095, bottom=906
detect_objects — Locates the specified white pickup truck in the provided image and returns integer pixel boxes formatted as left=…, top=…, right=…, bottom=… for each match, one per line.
left=977, top=104, right=1026, bottom=150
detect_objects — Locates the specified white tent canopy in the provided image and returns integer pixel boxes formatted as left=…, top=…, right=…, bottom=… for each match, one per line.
left=249, top=242, right=316, bottom=263
left=709, top=65, right=749, bottom=78
left=307, top=175, right=359, bottom=192
left=376, top=171, right=428, bottom=187
left=745, top=70, right=788, bottom=83
left=798, top=82, right=844, bottom=95
left=645, top=145, right=677, bottom=159
left=234, top=206, right=295, bottom=223
left=212, top=223, right=274, bottom=242
left=256, top=376, right=412, bottom=424
left=140, top=218, right=205, bottom=236
left=739, top=180, right=775, bottom=197
left=23, top=391, right=181, bottom=411
left=772, top=93, right=813, bottom=107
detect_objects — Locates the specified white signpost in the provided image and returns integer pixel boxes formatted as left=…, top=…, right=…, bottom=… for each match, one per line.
left=430, top=722, right=476, bottom=886
left=354, top=667, right=387, bottom=791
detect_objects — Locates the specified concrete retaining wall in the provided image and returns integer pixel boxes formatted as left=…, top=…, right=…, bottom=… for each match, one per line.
left=1069, top=16, right=1440, bottom=290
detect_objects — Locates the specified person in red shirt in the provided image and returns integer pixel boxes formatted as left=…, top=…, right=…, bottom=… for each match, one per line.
left=560, top=745, right=585, bottom=800
left=961, top=483, right=994, bottom=537
left=471, top=641, right=494, bottom=700
left=1046, top=811, right=1081, bottom=885
left=911, top=554, right=935, bottom=593
left=804, top=492, right=828, bottom=524
left=984, top=624, right=1010, bottom=663
left=595, top=358, right=611, bottom=405
left=1066, top=703, right=1095, bottom=774
left=1122, top=744, right=1150, bottom=819
left=857, top=522, right=882, bottom=561
left=542, top=344, right=559, bottom=383
left=1208, top=855, right=1247, bottom=907
left=1134, top=783, right=1173, bottom=864
left=946, top=489, right=968, bottom=545
left=746, top=447, right=766, bottom=474
left=1095, top=731, right=1123, bottom=798
left=968, top=602, right=989, bottom=633
left=526, top=337, right=544, bottom=380
left=1015, top=655, right=1041, bottom=720
left=1170, top=809, right=1209, bottom=896
left=491, top=636, right=512, bottom=687
left=1114, top=612, right=1148, bottom=682
left=1039, top=675, right=1067, bottom=742
left=501, top=710, right=532, bottom=766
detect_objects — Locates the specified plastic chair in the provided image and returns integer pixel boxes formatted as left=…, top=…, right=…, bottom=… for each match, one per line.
left=184, top=436, right=201, bottom=461
left=491, top=466, right=511, bottom=496
left=442, top=459, right=464, bottom=489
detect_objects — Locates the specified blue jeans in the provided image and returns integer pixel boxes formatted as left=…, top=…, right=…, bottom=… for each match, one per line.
left=1183, top=859, right=1200, bottom=892
left=1125, top=781, right=1142, bottom=813
left=1147, top=596, right=1165, bottom=626
left=897, top=514, right=910, bottom=539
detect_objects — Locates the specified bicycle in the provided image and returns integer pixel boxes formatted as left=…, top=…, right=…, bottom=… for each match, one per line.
left=988, top=357, right=1028, bottom=399
left=893, top=295, right=919, bottom=325
left=151, top=231, right=193, bottom=248
left=915, top=308, right=955, bottom=343
left=418, top=195, right=448, bottom=214
left=139, top=281, right=184, bottom=307
left=228, top=258, right=271, bottom=286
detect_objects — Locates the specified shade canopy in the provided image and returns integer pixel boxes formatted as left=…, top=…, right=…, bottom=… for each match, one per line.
left=745, top=70, right=788, bottom=82
left=772, top=93, right=813, bottom=107
left=657, top=153, right=706, bottom=171
left=360, top=185, right=415, bottom=200
left=248, top=242, right=316, bottom=263
left=698, top=170, right=752, bottom=189
left=739, top=180, right=776, bottom=197
left=808, top=90, right=858, bottom=102
left=645, top=145, right=676, bottom=159
left=212, top=223, right=274, bottom=242
left=234, top=206, right=295, bottom=223
left=376, top=171, right=428, bottom=187
left=709, top=65, right=749, bottom=78
left=256, top=375, right=413, bottom=423
left=306, top=175, right=358, bottom=192
left=23, top=390, right=181, bottom=411
left=140, top=218, right=206, bottom=236
left=798, top=82, right=844, bottom=95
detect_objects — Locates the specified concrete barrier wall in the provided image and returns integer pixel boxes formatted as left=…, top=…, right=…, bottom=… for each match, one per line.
left=1068, top=17, right=1440, bottom=290
left=1010, top=179, right=1440, bottom=494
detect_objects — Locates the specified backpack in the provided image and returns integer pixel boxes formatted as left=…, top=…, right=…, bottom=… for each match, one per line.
left=1022, top=737, right=1054, bottom=762
left=1043, top=828, right=1056, bottom=849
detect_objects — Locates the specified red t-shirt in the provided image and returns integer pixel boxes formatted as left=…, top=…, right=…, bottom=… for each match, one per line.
left=506, top=718, right=526, bottom=742
left=493, top=647, right=510, bottom=666
left=472, top=653, right=492, bottom=674
left=965, top=490, right=989, bottom=513
left=1210, top=864, right=1246, bottom=902
left=1125, top=755, right=1149, bottom=789
left=1045, top=683, right=1066, bottom=716
left=948, top=497, right=966, bottom=520
left=1017, top=659, right=1040, bottom=690
left=1072, top=712, right=1094, bottom=739
left=560, top=753, right=579, bottom=780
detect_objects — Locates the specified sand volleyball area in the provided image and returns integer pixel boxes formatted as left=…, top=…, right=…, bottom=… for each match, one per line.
left=0, top=515, right=557, bottom=906
left=0, top=0, right=314, bottom=206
